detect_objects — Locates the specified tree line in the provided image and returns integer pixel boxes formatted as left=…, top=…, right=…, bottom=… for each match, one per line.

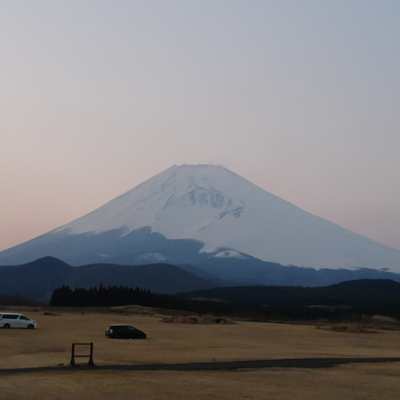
left=49, top=284, right=389, bottom=322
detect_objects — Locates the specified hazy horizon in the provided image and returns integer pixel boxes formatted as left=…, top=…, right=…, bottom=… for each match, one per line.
left=1, top=1, right=400, bottom=252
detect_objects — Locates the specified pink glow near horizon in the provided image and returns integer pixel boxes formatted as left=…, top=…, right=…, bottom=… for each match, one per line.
left=1, top=1, right=400, bottom=252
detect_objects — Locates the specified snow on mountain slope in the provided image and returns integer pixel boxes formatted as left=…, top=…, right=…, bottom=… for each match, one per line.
left=52, top=164, right=400, bottom=272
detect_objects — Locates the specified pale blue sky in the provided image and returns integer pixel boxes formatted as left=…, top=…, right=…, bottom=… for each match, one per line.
left=1, top=0, right=400, bottom=252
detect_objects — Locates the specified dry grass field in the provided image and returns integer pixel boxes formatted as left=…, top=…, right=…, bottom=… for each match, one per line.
left=1, top=306, right=400, bottom=399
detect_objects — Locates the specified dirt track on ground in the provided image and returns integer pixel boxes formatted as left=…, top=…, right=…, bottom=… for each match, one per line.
left=2, top=356, right=400, bottom=375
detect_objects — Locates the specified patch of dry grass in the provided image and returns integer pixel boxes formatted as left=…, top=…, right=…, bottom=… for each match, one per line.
left=161, top=314, right=235, bottom=324
left=371, top=315, right=400, bottom=330
left=2, top=364, right=400, bottom=400
left=1, top=307, right=400, bottom=368
left=1, top=306, right=400, bottom=399
left=316, top=323, right=377, bottom=333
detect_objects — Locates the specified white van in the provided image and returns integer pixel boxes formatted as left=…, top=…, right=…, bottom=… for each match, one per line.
left=0, top=313, right=37, bottom=329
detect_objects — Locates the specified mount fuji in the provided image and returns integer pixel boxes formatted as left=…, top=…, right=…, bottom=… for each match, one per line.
left=1, top=164, right=400, bottom=285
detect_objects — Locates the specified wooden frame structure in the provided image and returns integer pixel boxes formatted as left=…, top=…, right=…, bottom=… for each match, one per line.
left=70, top=342, right=94, bottom=367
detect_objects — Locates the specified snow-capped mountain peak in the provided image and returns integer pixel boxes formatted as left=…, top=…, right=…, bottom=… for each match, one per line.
left=2, top=164, right=400, bottom=273
left=55, top=164, right=252, bottom=239
left=47, top=163, right=400, bottom=272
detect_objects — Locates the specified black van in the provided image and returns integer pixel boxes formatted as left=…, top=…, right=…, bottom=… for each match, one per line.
left=105, top=324, right=146, bottom=339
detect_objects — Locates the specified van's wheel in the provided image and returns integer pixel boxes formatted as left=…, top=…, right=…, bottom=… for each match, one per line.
left=3, top=324, right=10, bottom=329
left=27, top=324, right=34, bottom=329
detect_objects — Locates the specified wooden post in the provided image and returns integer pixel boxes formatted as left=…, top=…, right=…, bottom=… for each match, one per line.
left=70, top=343, right=75, bottom=366
left=88, top=342, right=94, bottom=367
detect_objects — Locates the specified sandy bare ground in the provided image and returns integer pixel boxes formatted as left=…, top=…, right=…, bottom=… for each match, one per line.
left=1, top=307, right=400, bottom=399
left=3, top=364, right=400, bottom=400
